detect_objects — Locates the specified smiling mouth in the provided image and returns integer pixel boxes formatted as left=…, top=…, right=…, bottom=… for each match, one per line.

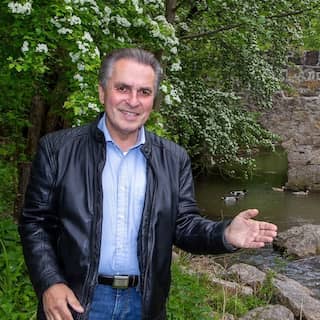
left=120, top=109, right=140, bottom=117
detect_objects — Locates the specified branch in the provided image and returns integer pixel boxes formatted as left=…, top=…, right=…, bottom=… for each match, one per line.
left=180, top=5, right=320, bottom=41
left=180, top=23, right=242, bottom=40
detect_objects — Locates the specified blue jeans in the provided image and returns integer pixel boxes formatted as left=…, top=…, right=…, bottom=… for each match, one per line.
left=88, top=284, right=142, bottom=320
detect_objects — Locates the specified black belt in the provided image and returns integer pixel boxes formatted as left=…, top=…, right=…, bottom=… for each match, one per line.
left=98, top=275, right=139, bottom=288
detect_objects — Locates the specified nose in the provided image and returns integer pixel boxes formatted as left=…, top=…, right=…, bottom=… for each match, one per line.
left=126, top=91, right=140, bottom=108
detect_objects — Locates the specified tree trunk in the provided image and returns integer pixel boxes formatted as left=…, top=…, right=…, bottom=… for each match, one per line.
left=13, top=95, right=47, bottom=220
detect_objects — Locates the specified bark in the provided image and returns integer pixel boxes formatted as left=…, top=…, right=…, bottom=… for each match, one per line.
left=13, top=95, right=47, bottom=220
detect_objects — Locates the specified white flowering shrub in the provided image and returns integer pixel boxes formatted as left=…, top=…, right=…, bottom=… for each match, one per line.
left=2, top=0, right=179, bottom=127
left=162, top=79, right=278, bottom=178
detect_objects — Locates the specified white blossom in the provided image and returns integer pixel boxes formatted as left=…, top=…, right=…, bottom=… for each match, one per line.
left=35, top=43, right=48, bottom=53
left=69, top=52, right=80, bottom=63
left=164, top=95, right=172, bottom=105
left=69, top=15, right=81, bottom=25
left=73, top=73, right=83, bottom=82
left=132, top=0, right=143, bottom=14
left=79, top=82, right=88, bottom=89
left=102, top=28, right=110, bottom=35
left=133, top=18, right=145, bottom=27
left=170, top=61, right=181, bottom=72
left=82, top=31, right=93, bottom=42
left=117, top=36, right=125, bottom=43
left=77, top=40, right=89, bottom=53
left=93, top=47, right=100, bottom=57
left=170, top=47, right=177, bottom=55
left=119, top=0, right=126, bottom=3
left=58, top=27, right=73, bottom=35
left=50, top=17, right=62, bottom=28
left=8, top=1, right=32, bottom=15
left=113, top=15, right=131, bottom=28
left=21, top=40, right=29, bottom=53
left=77, top=63, right=85, bottom=71
left=160, top=83, right=168, bottom=93
left=88, top=102, right=100, bottom=112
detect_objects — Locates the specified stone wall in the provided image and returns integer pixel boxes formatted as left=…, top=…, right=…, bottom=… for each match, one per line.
left=259, top=51, right=320, bottom=191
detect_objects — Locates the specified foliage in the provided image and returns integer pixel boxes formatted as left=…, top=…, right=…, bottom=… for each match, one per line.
left=0, top=217, right=37, bottom=319
left=0, top=0, right=179, bottom=129
left=1, top=0, right=319, bottom=197
left=303, top=17, right=320, bottom=50
left=163, top=79, right=278, bottom=177
left=0, top=160, right=16, bottom=215
left=174, top=0, right=319, bottom=108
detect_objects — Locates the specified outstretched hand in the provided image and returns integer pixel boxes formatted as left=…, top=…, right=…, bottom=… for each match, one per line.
left=224, top=209, right=277, bottom=249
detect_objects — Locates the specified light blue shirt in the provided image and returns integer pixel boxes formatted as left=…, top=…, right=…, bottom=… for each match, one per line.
left=97, top=114, right=147, bottom=275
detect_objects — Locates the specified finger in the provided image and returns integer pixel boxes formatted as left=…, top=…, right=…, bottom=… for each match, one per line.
left=45, top=309, right=62, bottom=320
left=238, top=209, right=259, bottom=220
left=56, top=305, right=74, bottom=320
left=261, top=229, right=277, bottom=237
left=67, top=294, right=84, bottom=313
left=248, top=241, right=266, bottom=249
left=259, top=221, right=278, bottom=232
left=255, top=235, right=276, bottom=243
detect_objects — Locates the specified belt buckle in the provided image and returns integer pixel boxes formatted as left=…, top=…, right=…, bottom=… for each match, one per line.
left=112, top=275, right=129, bottom=289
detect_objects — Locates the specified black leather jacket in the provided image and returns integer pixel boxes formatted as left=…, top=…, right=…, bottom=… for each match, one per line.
left=19, top=116, right=232, bottom=320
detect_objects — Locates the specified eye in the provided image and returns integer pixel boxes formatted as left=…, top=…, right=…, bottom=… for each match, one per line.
left=116, top=85, right=128, bottom=93
left=139, top=88, right=152, bottom=96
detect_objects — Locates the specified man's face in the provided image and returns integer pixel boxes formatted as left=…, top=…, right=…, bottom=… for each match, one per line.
left=99, top=58, right=156, bottom=143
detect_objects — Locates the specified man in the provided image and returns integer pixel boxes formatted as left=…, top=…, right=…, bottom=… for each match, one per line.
left=19, top=48, right=277, bottom=320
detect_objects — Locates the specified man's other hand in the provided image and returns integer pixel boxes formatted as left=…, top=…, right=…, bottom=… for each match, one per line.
left=43, top=283, right=84, bottom=320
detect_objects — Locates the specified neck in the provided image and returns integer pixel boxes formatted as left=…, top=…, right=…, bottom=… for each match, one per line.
left=106, top=125, right=140, bottom=153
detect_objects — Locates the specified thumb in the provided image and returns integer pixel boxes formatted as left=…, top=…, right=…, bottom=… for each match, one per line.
left=238, top=209, right=259, bottom=220
left=67, top=292, right=84, bottom=313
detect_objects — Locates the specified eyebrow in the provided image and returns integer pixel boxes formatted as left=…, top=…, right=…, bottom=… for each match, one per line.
left=114, top=82, right=154, bottom=92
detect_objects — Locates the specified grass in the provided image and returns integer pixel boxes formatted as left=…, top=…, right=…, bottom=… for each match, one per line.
left=167, top=253, right=273, bottom=319
left=0, top=217, right=37, bottom=320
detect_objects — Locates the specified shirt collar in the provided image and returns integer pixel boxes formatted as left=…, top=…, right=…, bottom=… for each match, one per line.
left=97, top=113, right=145, bottom=148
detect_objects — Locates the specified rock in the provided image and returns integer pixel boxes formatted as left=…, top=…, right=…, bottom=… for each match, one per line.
left=210, top=276, right=253, bottom=296
left=273, top=273, right=320, bottom=320
left=226, top=263, right=320, bottom=320
left=273, top=224, right=320, bottom=258
left=188, top=255, right=226, bottom=276
left=239, top=304, right=294, bottom=320
left=212, top=312, right=235, bottom=320
left=226, top=263, right=266, bottom=290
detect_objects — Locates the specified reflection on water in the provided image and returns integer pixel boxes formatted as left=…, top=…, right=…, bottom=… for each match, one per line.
left=195, top=148, right=320, bottom=297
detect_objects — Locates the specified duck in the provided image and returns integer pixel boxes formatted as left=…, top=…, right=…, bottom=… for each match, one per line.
left=221, top=195, right=239, bottom=205
left=292, top=190, right=309, bottom=196
left=272, top=186, right=285, bottom=192
left=229, top=189, right=247, bottom=197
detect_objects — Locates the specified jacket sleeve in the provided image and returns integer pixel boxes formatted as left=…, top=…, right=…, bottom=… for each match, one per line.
left=174, top=149, right=234, bottom=254
left=18, top=136, right=67, bottom=299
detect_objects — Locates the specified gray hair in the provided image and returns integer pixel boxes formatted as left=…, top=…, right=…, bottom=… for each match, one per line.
left=98, top=48, right=163, bottom=94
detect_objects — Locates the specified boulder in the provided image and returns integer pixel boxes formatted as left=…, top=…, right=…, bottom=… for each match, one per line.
left=210, top=276, right=253, bottom=296
left=239, top=304, right=294, bottom=320
left=227, top=263, right=320, bottom=320
left=273, top=224, right=320, bottom=258
left=273, top=273, right=320, bottom=320
left=226, top=263, right=266, bottom=290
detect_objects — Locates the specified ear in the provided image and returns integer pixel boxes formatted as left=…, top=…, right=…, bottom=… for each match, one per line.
left=98, top=85, right=105, bottom=105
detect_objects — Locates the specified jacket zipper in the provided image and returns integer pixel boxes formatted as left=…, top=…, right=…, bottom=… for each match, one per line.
left=141, top=159, right=158, bottom=318
left=78, top=142, right=106, bottom=319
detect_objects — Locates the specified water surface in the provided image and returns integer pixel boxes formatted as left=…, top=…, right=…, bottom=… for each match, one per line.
left=194, top=149, right=320, bottom=297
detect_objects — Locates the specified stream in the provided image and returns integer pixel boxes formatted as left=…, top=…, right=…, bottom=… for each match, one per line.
left=194, top=148, right=320, bottom=298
